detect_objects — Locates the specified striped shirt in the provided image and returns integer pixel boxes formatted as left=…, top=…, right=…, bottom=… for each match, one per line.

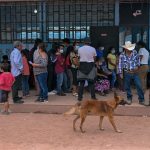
left=33, top=50, right=48, bottom=75
left=118, top=50, right=140, bottom=74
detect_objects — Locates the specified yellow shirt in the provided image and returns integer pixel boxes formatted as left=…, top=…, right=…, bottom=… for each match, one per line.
left=107, top=53, right=116, bottom=70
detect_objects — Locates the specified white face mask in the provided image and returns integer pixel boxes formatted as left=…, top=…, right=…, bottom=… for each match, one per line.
left=60, top=49, right=64, bottom=53
left=100, top=47, right=104, bottom=51
left=111, top=49, right=115, bottom=54
left=75, top=45, right=80, bottom=51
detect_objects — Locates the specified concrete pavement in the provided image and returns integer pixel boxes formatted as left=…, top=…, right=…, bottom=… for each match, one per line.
left=0, top=89, right=150, bottom=116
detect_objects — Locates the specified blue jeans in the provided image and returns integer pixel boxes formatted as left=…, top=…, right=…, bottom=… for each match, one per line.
left=36, top=72, right=48, bottom=99
left=57, top=72, right=66, bottom=94
left=124, top=72, right=144, bottom=102
left=22, top=75, right=29, bottom=96
left=110, top=69, right=116, bottom=88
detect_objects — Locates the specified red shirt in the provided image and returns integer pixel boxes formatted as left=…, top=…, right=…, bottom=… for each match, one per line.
left=55, top=55, right=65, bottom=74
left=0, top=72, right=15, bottom=91
left=22, top=56, right=30, bottom=75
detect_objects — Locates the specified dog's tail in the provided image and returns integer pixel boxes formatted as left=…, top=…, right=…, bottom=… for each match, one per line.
left=63, top=102, right=81, bottom=116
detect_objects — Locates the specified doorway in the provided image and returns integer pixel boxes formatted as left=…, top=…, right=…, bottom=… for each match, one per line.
left=119, top=26, right=149, bottom=52
left=90, top=26, right=119, bottom=57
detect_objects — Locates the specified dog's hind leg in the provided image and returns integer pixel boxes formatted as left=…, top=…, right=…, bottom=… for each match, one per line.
left=79, top=110, right=87, bottom=133
left=73, top=115, right=80, bottom=131
left=99, top=116, right=104, bottom=131
left=108, top=114, right=122, bottom=133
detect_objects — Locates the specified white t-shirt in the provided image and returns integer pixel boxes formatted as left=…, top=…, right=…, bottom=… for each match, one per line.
left=78, top=45, right=97, bottom=62
left=138, top=48, right=149, bottom=65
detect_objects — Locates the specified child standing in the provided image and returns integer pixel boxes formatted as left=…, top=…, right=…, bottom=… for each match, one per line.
left=21, top=50, right=30, bottom=98
left=0, top=64, right=15, bottom=115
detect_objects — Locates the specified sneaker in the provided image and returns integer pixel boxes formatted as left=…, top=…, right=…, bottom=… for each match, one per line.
left=14, top=100, right=24, bottom=104
left=139, top=101, right=145, bottom=106
left=48, top=91, right=56, bottom=95
left=73, top=93, right=78, bottom=97
left=44, top=98, right=48, bottom=102
left=35, top=97, right=43, bottom=102
left=92, top=97, right=98, bottom=100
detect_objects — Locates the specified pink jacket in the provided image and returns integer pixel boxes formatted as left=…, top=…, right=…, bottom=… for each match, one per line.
left=0, top=72, right=15, bottom=91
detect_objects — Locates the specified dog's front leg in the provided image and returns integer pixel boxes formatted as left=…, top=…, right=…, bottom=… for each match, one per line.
left=73, top=115, right=80, bottom=131
left=108, top=115, right=122, bottom=133
left=80, top=117, right=86, bottom=133
left=99, top=116, right=104, bottom=130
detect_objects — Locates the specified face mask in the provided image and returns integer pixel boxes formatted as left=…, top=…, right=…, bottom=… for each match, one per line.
left=75, top=46, right=80, bottom=51
left=100, top=47, right=104, bottom=51
left=111, top=50, right=115, bottom=54
left=60, top=49, right=64, bottom=53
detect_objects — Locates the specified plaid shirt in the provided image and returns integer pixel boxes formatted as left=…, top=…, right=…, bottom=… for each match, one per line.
left=118, top=50, right=141, bottom=74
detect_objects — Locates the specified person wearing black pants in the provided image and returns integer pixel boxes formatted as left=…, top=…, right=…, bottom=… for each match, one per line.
left=12, top=74, right=23, bottom=102
left=78, top=80, right=96, bottom=101
left=10, top=41, right=24, bottom=103
left=77, top=38, right=97, bottom=101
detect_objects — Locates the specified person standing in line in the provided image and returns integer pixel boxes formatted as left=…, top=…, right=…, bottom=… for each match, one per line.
left=0, top=64, right=15, bottom=114
left=1, top=55, right=11, bottom=72
left=10, top=41, right=24, bottom=103
left=70, top=45, right=79, bottom=97
left=32, top=43, right=48, bottom=102
left=47, top=47, right=57, bottom=93
left=55, top=45, right=66, bottom=96
left=107, top=47, right=117, bottom=90
left=21, top=50, right=30, bottom=98
left=96, top=46, right=105, bottom=59
left=77, top=38, right=97, bottom=101
left=29, top=38, right=43, bottom=95
left=118, top=41, right=145, bottom=105
left=137, top=41, right=149, bottom=93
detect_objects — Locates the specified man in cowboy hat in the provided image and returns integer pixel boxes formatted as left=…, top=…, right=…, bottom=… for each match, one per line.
left=118, top=41, right=145, bottom=105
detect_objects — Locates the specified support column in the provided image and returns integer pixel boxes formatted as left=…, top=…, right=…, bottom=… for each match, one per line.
left=115, top=0, right=119, bottom=26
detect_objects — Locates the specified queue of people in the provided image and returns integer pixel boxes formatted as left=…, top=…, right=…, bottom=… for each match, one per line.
left=0, top=38, right=150, bottom=115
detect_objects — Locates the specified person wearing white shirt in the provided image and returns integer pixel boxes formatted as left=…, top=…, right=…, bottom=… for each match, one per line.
left=137, top=41, right=149, bottom=93
left=77, top=38, right=97, bottom=101
left=10, top=41, right=24, bottom=103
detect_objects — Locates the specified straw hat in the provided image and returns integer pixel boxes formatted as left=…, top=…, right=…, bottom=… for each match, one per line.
left=122, top=41, right=135, bottom=51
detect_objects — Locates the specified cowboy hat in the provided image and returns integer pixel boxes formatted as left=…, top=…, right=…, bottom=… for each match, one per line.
left=122, top=41, right=135, bottom=51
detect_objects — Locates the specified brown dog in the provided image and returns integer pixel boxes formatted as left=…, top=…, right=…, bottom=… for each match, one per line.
left=64, top=92, right=125, bottom=133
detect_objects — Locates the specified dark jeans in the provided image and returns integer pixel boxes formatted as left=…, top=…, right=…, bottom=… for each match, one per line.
left=56, top=72, right=67, bottom=94
left=78, top=80, right=96, bottom=101
left=12, top=74, right=22, bottom=102
left=124, top=72, right=144, bottom=102
left=36, top=72, right=48, bottom=99
left=22, top=75, right=29, bottom=96
left=47, top=64, right=56, bottom=92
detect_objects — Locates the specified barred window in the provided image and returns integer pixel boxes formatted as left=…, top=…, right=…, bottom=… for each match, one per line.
left=0, top=0, right=115, bottom=43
